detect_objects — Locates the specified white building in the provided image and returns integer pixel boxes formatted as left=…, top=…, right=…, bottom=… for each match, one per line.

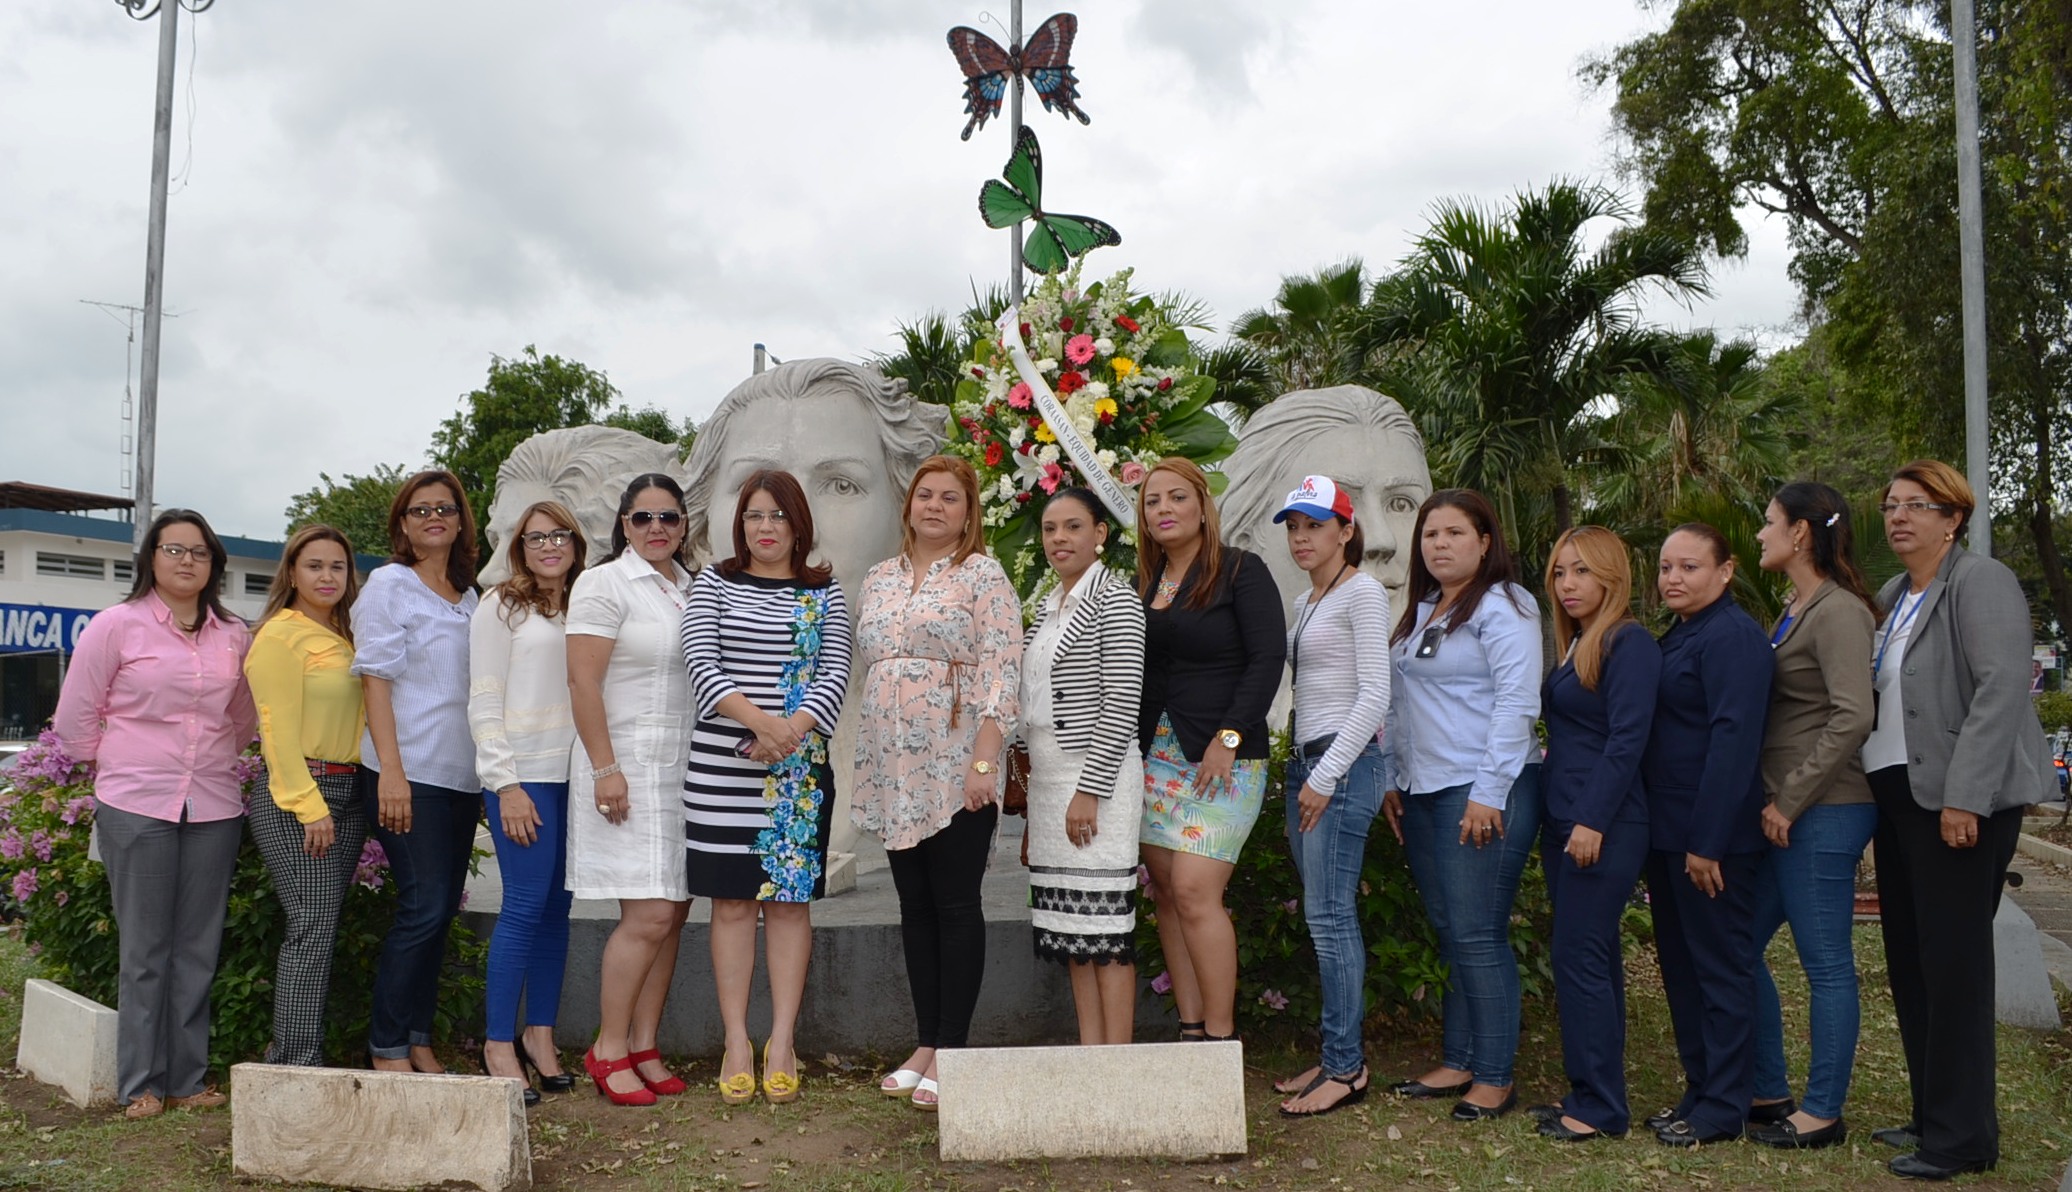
left=0, top=482, right=335, bottom=738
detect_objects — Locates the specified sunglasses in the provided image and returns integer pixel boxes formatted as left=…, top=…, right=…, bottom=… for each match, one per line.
left=625, top=510, right=684, bottom=528
left=405, top=503, right=462, bottom=521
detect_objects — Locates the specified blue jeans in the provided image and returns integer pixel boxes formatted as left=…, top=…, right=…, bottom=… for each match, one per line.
left=1750, top=801, right=1876, bottom=1119
left=483, top=783, right=574, bottom=1042
left=362, top=772, right=478, bottom=1058
left=1399, top=768, right=1543, bottom=1086
left=1285, top=742, right=1385, bottom=1078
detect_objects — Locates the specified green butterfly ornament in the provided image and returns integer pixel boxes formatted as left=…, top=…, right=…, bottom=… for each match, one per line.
left=978, top=125, right=1121, bottom=275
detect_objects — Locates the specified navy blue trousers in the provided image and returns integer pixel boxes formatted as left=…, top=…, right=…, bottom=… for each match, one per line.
left=1645, top=848, right=1761, bottom=1135
left=1543, top=818, right=1649, bottom=1133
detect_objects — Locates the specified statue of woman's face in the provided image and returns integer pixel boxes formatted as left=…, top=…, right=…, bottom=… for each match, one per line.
left=1242, top=422, right=1430, bottom=616
left=704, top=391, right=896, bottom=599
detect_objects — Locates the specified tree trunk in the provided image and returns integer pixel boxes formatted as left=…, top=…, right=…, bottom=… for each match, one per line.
left=2031, top=391, right=2072, bottom=644
left=1552, top=483, right=1574, bottom=534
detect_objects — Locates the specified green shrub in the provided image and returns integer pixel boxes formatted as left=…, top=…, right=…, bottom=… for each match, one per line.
left=1135, top=731, right=1553, bottom=1039
left=0, top=731, right=484, bottom=1072
left=2036, top=691, right=2072, bottom=735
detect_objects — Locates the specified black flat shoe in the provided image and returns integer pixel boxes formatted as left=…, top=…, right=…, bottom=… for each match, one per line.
left=1889, top=1152, right=1995, bottom=1181
left=1655, top=1118, right=1739, bottom=1147
left=1392, top=1076, right=1474, bottom=1099
left=1538, top=1116, right=1623, bottom=1142
left=1750, top=1117, right=1846, bottom=1149
left=1642, top=1106, right=1681, bottom=1132
left=1746, top=1097, right=1797, bottom=1125
left=1278, top=1066, right=1369, bottom=1118
left=1178, top=1019, right=1207, bottom=1041
left=1873, top=1123, right=1923, bottom=1149
left=519, top=1039, right=576, bottom=1094
left=1451, top=1089, right=1518, bottom=1121
left=1525, top=1103, right=1563, bottom=1125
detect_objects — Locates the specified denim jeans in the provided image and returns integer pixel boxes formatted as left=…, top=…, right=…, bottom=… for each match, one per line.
left=1750, top=801, right=1876, bottom=1119
left=482, top=783, right=574, bottom=1042
left=362, top=772, right=478, bottom=1057
left=1398, top=767, right=1543, bottom=1086
left=1285, top=742, right=1385, bottom=1078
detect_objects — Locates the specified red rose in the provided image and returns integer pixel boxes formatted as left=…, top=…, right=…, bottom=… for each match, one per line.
left=1015, top=491, right=1032, bottom=503
left=971, top=367, right=986, bottom=379
left=985, top=441, right=1004, bottom=466
left=1019, top=322, right=1032, bottom=339
left=1057, top=371, right=1086, bottom=394
left=1099, top=410, right=1115, bottom=425
left=1018, top=442, right=1033, bottom=455
left=1116, top=315, right=1140, bottom=333
left=1059, top=316, right=1075, bottom=332
left=1157, top=376, right=1173, bottom=391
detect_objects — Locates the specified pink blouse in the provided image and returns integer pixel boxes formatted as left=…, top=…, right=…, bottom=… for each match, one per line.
left=850, top=552, right=1022, bottom=850
left=53, top=592, right=256, bottom=823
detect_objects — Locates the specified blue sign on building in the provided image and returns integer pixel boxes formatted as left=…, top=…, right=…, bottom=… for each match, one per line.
left=0, top=604, right=96, bottom=655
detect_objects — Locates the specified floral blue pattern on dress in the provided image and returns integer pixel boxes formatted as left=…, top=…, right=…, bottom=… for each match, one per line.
left=756, top=589, right=830, bottom=901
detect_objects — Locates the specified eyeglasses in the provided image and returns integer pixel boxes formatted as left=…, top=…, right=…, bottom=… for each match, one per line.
left=625, top=510, right=683, bottom=528
left=405, top=503, right=462, bottom=521
left=520, top=530, right=574, bottom=550
left=155, top=543, right=206, bottom=560
left=1878, top=501, right=1951, bottom=517
left=741, top=510, right=789, bottom=527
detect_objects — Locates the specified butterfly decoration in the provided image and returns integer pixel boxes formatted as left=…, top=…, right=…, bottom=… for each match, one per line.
left=946, top=13, right=1091, bottom=141
left=979, top=124, right=1121, bottom=275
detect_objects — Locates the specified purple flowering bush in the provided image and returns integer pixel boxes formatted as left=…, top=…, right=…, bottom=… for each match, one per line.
left=0, top=731, right=484, bottom=1069
left=1133, top=731, right=1555, bottom=1039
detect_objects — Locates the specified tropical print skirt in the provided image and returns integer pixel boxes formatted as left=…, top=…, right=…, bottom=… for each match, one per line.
left=1139, top=714, right=1267, bottom=863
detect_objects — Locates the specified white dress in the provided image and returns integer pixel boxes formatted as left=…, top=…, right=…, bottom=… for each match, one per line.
left=565, top=551, right=694, bottom=901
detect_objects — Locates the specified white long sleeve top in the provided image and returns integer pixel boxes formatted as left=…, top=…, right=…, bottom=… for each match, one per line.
left=467, top=592, right=576, bottom=791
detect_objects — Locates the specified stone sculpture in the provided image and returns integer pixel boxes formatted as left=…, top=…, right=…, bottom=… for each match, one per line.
left=479, top=425, right=689, bottom=586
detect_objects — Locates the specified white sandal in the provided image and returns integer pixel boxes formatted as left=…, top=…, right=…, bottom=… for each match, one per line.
left=911, top=1076, right=939, bottom=1111
left=879, top=1068, right=924, bottom=1098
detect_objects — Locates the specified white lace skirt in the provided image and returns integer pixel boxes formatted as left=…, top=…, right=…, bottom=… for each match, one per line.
left=1023, top=722, right=1142, bottom=965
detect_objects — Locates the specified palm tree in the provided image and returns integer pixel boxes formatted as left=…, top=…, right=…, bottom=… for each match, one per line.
left=1231, top=259, right=1372, bottom=394
left=1352, top=181, right=1711, bottom=556
left=869, top=286, right=1013, bottom=409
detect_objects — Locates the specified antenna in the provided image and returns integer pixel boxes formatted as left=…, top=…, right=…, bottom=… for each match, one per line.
left=80, top=299, right=181, bottom=495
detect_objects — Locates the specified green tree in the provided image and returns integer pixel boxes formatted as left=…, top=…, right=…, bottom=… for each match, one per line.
left=282, top=463, right=409, bottom=558
left=430, top=346, right=624, bottom=524
left=870, top=286, right=1013, bottom=410
left=1352, top=180, right=1711, bottom=557
left=1590, top=0, right=2072, bottom=637
left=1230, top=259, right=1372, bottom=395
left=602, top=404, right=697, bottom=458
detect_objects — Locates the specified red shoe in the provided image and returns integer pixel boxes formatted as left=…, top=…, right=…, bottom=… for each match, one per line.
left=583, top=1047, right=658, bottom=1106
left=628, top=1048, right=687, bottom=1096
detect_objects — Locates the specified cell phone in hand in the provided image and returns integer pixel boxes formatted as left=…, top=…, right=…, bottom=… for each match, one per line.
left=735, top=735, right=758, bottom=758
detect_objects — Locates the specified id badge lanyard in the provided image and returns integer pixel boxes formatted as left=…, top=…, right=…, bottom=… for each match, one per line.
left=1870, top=587, right=1926, bottom=731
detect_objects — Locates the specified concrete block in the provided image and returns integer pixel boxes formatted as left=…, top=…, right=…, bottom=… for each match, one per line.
left=936, top=1041, right=1247, bottom=1161
left=1994, top=899, right=2062, bottom=1031
left=16, top=979, right=118, bottom=1108
left=229, top=1063, right=529, bottom=1191
left=823, top=850, right=857, bottom=896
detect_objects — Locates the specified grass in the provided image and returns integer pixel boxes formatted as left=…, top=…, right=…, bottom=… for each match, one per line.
left=0, top=924, right=2067, bottom=1190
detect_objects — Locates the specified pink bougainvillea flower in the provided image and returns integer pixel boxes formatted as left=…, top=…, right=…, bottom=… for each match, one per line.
left=1006, top=382, right=1033, bottom=410
left=1064, top=334, right=1097, bottom=366
left=1258, top=989, right=1289, bottom=1011
left=11, top=869, right=37, bottom=903
left=1150, top=970, right=1173, bottom=994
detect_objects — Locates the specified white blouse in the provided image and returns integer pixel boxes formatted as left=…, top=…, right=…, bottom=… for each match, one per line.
left=350, top=563, right=479, bottom=793
left=468, top=593, right=575, bottom=792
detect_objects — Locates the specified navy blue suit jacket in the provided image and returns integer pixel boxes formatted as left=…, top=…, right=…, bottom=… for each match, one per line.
left=1543, top=621, right=1661, bottom=831
left=1642, top=595, right=1773, bottom=857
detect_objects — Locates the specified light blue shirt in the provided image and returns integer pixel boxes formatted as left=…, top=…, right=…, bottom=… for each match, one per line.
left=351, top=563, right=480, bottom=793
left=1380, top=583, right=1542, bottom=809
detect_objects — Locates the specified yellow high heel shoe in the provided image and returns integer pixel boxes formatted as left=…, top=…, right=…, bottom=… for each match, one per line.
left=717, top=1046, right=757, bottom=1105
left=761, top=1039, right=799, bottom=1105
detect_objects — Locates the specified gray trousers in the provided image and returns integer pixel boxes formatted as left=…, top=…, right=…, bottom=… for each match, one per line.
left=247, top=767, right=368, bottom=1067
left=95, top=803, right=244, bottom=1103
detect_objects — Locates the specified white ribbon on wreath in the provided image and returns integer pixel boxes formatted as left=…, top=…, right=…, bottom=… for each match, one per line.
left=996, top=308, right=1138, bottom=529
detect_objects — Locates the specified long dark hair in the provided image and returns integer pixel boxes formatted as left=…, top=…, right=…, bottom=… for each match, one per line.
left=1391, top=489, right=1524, bottom=645
left=260, top=524, right=360, bottom=642
left=1772, top=481, right=1880, bottom=621
left=609, top=472, right=690, bottom=564
left=386, top=469, right=479, bottom=594
left=129, top=508, right=238, bottom=632
left=1134, top=457, right=1231, bottom=612
left=718, top=469, right=831, bottom=585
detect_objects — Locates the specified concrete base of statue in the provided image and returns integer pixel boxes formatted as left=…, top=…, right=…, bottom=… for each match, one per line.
left=16, top=979, right=119, bottom=1108
left=936, top=1041, right=1247, bottom=1160
left=229, top=1063, right=529, bottom=1191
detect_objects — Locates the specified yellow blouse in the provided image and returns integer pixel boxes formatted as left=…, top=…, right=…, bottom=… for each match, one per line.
left=244, top=609, right=364, bottom=823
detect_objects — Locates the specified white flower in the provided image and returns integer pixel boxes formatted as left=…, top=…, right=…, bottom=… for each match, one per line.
left=1094, top=337, right=1115, bottom=356
left=997, top=475, right=1017, bottom=501
left=1073, top=416, right=1096, bottom=436
left=1035, top=358, right=1059, bottom=374
left=1096, top=449, right=1117, bottom=469
left=1037, top=444, right=1060, bottom=465
left=1085, top=381, right=1110, bottom=400
left=1008, top=425, right=1026, bottom=448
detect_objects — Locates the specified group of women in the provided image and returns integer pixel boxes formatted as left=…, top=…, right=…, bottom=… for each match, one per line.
left=48, top=449, right=2051, bottom=1181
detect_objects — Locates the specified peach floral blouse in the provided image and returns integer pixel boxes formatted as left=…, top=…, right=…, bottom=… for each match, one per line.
left=850, top=551, right=1023, bottom=850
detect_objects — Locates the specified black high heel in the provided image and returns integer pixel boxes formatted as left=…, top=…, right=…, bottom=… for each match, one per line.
left=1178, top=1019, right=1207, bottom=1041
left=477, top=1043, right=541, bottom=1108
left=518, top=1037, right=576, bottom=1094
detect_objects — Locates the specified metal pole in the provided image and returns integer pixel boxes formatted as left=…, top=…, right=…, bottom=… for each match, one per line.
left=754, top=343, right=767, bottom=375
left=1007, top=0, right=1023, bottom=306
left=132, top=0, right=180, bottom=553
left=1952, top=0, right=1992, bottom=556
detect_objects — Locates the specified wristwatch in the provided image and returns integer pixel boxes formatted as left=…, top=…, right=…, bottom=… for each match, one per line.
left=972, top=760, right=997, bottom=775
left=1218, top=729, right=1243, bottom=750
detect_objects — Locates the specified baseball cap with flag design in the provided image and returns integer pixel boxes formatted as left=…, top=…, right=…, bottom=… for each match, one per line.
left=1273, top=474, right=1355, bottom=525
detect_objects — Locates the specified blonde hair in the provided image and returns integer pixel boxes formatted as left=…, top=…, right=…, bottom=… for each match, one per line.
left=1134, top=457, right=1228, bottom=612
left=492, top=500, right=587, bottom=626
left=1544, top=525, right=1635, bottom=692
left=261, top=524, right=360, bottom=643
left=1883, top=458, right=1977, bottom=536
left=898, top=455, right=988, bottom=565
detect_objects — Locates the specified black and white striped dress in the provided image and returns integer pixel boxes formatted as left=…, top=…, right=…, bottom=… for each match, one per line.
left=680, top=568, right=851, bottom=901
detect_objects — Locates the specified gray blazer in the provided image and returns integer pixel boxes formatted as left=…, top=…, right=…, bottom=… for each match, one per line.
left=1880, top=545, right=2055, bottom=815
left=1763, top=579, right=1875, bottom=821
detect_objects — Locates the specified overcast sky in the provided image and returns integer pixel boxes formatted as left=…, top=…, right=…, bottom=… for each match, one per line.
left=0, top=0, right=1799, bottom=541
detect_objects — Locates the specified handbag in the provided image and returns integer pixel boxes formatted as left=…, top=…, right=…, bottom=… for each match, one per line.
left=1001, top=742, right=1031, bottom=816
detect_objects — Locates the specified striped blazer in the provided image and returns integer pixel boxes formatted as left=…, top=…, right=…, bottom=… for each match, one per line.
left=1023, top=562, right=1146, bottom=798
